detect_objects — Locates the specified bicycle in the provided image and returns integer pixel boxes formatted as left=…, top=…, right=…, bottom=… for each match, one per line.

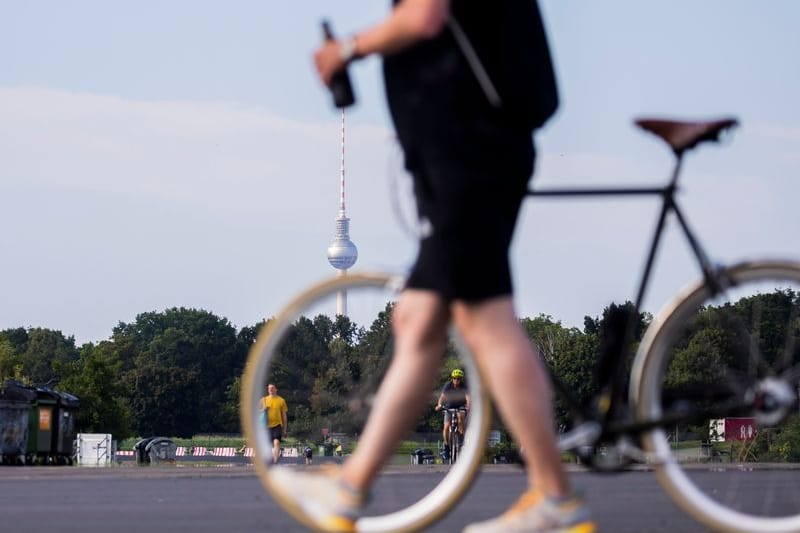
left=443, top=407, right=467, bottom=465
left=242, top=116, right=800, bottom=533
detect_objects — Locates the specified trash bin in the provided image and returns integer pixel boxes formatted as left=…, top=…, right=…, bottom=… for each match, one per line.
left=410, top=448, right=434, bottom=465
left=145, top=437, right=176, bottom=464
left=134, top=437, right=153, bottom=465
left=52, top=391, right=80, bottom=465
left=0, top=383, right=37, bottom=465
left=135, top=437, right=177, bottom=465
left=24, top=388, right=59, bottom=464
left=323, top=443, right=334, bottom=457
left=492, top=447, right=523, bottom=465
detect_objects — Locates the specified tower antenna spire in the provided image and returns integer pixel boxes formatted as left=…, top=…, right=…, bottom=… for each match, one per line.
left=339, top=108, right=347, bottom=215
left=326, top=109, right=358, bottom=315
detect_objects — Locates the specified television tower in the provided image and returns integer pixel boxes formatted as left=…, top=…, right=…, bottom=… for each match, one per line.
left=326, top=109, right=358, bottom=316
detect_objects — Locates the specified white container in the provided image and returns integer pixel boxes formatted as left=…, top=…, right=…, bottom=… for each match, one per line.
left=76, top=433, right=113, bottom=467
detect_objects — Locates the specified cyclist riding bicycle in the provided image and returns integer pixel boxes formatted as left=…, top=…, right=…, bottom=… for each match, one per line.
left=435, top=368, right=470, bottom=458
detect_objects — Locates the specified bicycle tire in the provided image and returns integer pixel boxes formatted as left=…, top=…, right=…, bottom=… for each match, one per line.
left=631, top=259, right=800, bottom=533
left=241, top=271, right=492, bottom=533
left=449, top=424, right=459, bottom=465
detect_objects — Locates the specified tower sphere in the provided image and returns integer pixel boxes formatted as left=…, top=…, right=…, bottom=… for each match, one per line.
left=327, top=215, right=358, bottom=270
left=327, top=238, right=358, bottom=270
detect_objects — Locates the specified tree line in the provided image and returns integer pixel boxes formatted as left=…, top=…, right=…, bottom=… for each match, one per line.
left=1, top=289, right=797, bottom=451
left=0, top=308, right=254, bottom=440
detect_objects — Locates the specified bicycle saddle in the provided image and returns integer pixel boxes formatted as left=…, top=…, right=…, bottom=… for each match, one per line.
left=634, top=117, right=739, bottom=155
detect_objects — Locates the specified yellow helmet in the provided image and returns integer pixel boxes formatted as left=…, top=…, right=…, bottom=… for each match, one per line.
left=451, top=368, right=464, bottom=378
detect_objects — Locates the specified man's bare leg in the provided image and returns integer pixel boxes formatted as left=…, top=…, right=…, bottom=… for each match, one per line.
left=452, top=296, right=569, bottom=496
left=342, top=289, right=450, bottom=491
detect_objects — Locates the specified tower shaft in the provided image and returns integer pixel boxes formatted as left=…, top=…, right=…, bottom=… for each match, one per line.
left=327, top=109, right=358, bottom=313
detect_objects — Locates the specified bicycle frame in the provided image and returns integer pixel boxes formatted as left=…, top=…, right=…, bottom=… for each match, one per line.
left=528, top=152, right=726, bottom=442
left=444, top=407, right=467, bottom=464
left=444, top=407, right=467, bottom=438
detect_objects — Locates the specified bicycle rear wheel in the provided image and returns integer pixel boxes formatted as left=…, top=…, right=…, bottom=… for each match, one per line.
left=631, top=260, right=800, bottom=533
left=241, top=272, right=491, bottom=533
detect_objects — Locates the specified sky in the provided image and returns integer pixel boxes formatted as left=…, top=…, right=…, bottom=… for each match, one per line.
left=1, top=1, right=799, bottom=345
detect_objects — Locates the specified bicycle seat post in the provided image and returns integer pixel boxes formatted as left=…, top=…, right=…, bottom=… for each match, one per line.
left=630, top=117, right=738, bottom=312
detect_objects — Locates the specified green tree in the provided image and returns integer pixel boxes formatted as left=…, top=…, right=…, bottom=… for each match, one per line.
left=218, top=375, right=242, bottom=434
left=0, top=337, right=27, bottom=383
left=734, top=289, right=799, bottom=370
left=15, top=328, right=79, bottom=386
left=217, top=319, right=268, bottom=434
left=770, top=415, right=800, bottom=462
left=0, top=327, right=28, bottom=354
left=114, top=308, right=241, bottom=436
left=348, top=304, right=393, bottom=396
left=521, top=314, right=598, bottom=428
left=272, top=315, right=333, bottom=416
left=127, top=363, right=201, bottom=437
left=59, top=342, right=134, bottom=439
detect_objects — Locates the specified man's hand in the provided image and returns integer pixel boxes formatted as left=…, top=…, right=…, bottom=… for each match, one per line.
left=314, top=40, right=347, bottom=87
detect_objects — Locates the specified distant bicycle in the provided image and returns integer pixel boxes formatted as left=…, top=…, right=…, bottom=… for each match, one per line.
left=442, top=407, right=467, bottom=465
left=243, top=117, right=800, bottom=533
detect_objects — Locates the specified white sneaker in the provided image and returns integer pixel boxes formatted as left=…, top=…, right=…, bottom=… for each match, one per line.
left=269, top=466, right=365, bottom=532
left=463, top=489, right=595, bottom=533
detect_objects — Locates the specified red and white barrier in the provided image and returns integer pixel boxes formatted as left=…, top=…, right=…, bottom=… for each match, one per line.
left=175, top=447, right=186, bottom=456
left=283, top=447, right=298, bottom=458
left=116, top=450, right=135, bottom=456
left=213, top=447, right=237, bottom=457
left=236, top=447, right=299, bottom=458
left=192, top=446, right=207, bottom=456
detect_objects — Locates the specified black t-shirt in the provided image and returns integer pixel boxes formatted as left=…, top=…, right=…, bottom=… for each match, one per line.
left=384, top=0, right=558, bottom=135
left=440, top=381, right=469, bottom=409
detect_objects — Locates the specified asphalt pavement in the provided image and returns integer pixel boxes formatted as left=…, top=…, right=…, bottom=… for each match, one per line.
left=0, top=463, right=795, bottom=532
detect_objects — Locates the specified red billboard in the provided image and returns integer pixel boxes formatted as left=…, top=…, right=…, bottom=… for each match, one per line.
left=710, top=418, right=757, bottom=442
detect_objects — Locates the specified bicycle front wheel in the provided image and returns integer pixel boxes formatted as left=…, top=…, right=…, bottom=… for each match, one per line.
left=448, top=426, right=460, bottom=465
left=241, top=272, right=491, bottom=533
left=631, top=260, right=800, bottom=533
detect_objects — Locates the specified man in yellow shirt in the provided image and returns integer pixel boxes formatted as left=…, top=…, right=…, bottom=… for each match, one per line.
left=260, top=383, right=288, bottom=464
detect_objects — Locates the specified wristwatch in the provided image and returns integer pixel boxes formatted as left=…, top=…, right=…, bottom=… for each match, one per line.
left=339, top=36, right=359, bottom=64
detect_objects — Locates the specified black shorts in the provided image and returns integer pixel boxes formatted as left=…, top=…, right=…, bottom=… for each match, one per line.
left=401, top=118, right=534, bottom=302
left=269, top=425, right=283, bottom=442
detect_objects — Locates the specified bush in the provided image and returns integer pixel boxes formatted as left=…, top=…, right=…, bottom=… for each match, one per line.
left=485, top=441, right=524, bottom=464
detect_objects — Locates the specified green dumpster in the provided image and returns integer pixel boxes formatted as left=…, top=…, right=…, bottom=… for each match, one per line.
left=52, top=391, right=80, bottom=464
left=0, top=383, right=37, bottom=465
left=26, top=388, right=59, bottom=464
